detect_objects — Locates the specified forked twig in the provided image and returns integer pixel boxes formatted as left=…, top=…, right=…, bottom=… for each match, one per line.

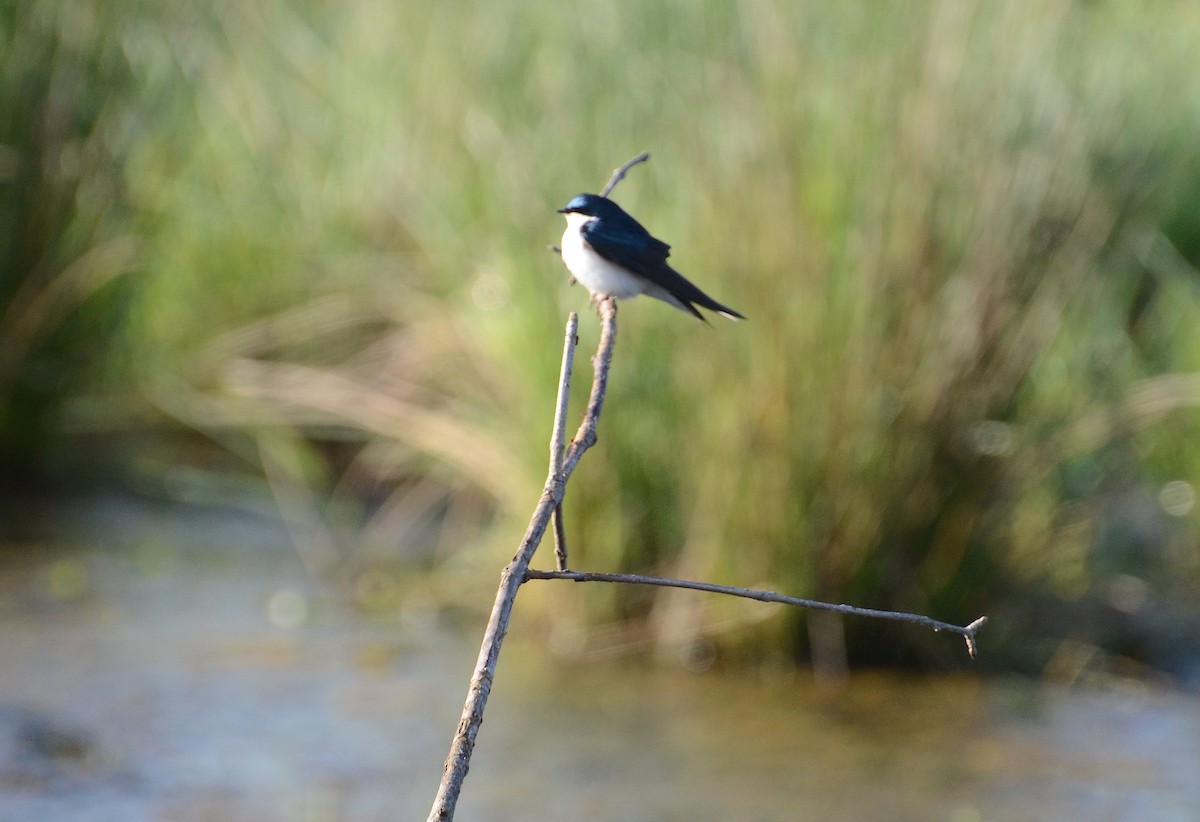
left=427, top=300, right=618, bottom=822
left=599, top=151, right=650, bottom=198
left=427, top=155, right=987, bottom=820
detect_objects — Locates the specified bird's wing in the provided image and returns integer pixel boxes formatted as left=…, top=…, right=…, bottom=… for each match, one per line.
left=582, top=221, right=715, bottom=301
left=580, top=219, right=672, bottom=269
left=581, top=218, right=744, bottom=320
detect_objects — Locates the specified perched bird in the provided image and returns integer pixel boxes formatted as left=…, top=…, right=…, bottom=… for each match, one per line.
left=557, top=193, right=745, bottom=321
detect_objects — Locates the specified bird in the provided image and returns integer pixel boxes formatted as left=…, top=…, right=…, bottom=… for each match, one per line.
left=557, top=193, right=745, bottom=322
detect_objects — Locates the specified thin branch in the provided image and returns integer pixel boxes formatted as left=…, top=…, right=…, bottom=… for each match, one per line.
left=524, top=569, right=988, bottom=658
left=550, top=314, right=579, bottom=571
left=563, top=299, right=617, bottom=476
left=427, top=301, right=618, bottom=822
left=552, top=507, right=569, bottom=571
left=599, top=151, right=651, bottom=198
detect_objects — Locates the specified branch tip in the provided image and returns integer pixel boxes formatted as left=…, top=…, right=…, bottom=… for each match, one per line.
left=962, top=616, right=988, bottom=659
left=599, top=151, right=652, bottom=198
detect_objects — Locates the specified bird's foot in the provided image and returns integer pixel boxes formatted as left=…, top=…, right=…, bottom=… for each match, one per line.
left=593, top=295, right=616, bottom=316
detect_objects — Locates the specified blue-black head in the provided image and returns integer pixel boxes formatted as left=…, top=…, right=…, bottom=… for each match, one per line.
left=557, top=193, right=620, bottom=218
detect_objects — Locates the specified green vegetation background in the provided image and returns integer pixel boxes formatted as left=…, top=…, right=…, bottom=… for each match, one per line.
left=4, top=1, right=1200, bottom=673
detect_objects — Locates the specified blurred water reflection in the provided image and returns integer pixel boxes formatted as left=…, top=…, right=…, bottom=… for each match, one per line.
left=0, top=498, right=1196, bottom=821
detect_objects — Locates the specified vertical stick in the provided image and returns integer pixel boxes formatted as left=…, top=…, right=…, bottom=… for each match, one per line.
left=550, top=314, right=578, bottom=570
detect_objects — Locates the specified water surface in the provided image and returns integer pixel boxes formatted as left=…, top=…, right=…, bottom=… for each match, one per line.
left=1, top=496, right=1196, bottom=820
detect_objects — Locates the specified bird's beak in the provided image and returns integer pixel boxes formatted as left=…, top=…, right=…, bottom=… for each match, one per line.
left=556, top=207, right=570, bottom=213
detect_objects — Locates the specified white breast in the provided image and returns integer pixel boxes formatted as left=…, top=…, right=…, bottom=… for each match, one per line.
left=560, top=213, right=647, bottom=300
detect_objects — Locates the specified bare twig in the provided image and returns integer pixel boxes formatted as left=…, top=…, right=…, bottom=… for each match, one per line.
left=524, top=570, right=989, bottom=659
left=599, top=151, right=651, bottom=198
left=563, top=299, right=617, bottom=476
left=427, top=301, right=618, bottom=822
left=550, top=313, right=579, bottom=571
left=552, top=506, right=569, bottom=571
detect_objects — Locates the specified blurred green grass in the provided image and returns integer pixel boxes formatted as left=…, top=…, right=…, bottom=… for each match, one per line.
left=4, top=1, right=1200, bottom=671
